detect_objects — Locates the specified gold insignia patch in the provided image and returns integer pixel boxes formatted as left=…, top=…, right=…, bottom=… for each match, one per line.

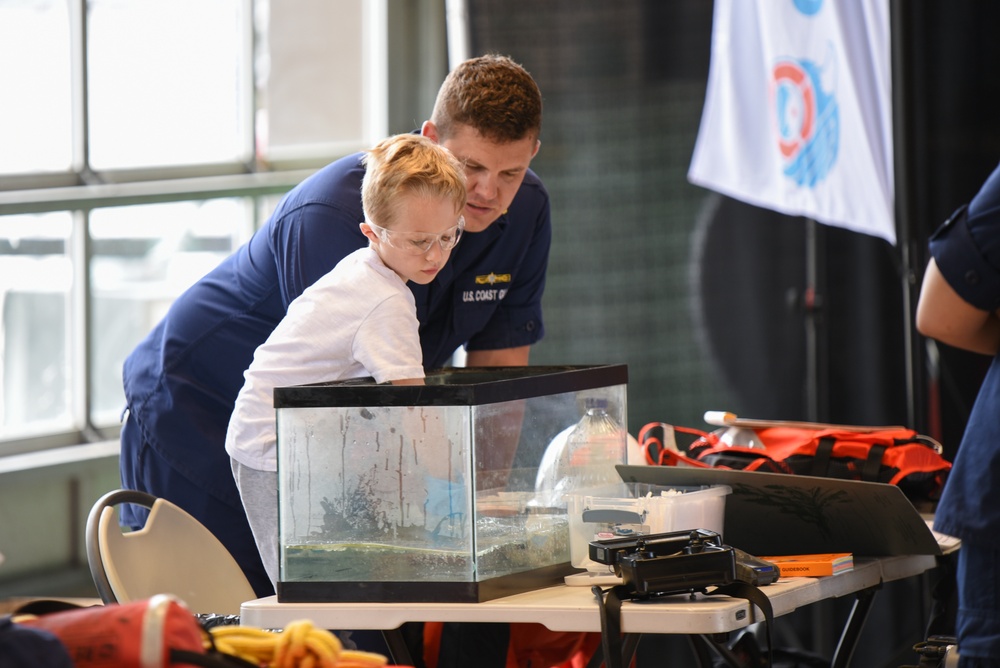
left=474, top=272, right=512, bottom=285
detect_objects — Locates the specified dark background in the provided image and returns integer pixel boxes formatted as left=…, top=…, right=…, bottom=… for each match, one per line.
left=462, top=0, right=998, bottom=466
left=462, top=1, right=999, bottom=664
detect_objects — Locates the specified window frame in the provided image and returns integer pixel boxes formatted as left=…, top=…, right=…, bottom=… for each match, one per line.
left=0, top=0, right=434, bottom=456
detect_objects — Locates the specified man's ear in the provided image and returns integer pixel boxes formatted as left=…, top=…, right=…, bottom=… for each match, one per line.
left=359, top=222, right=379, bottom=244
left=421, top=121, right=439, bottom=143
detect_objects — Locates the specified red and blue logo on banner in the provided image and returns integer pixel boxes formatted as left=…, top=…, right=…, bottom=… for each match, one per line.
left=772, top=57, right=839, bottom=188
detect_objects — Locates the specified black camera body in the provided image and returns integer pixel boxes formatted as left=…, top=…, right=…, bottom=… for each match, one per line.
left=589, top=528, right=778, bottom=599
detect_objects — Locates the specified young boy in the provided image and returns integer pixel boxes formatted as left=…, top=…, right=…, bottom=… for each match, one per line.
left=225, top=133, right=466, bottom=587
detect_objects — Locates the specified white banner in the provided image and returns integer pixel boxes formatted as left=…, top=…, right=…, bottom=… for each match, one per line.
left=688, top=0, right=895, bottom=244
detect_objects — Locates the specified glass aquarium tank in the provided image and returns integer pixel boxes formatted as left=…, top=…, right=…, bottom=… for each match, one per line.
left=274, top=364, right=628, bottom=603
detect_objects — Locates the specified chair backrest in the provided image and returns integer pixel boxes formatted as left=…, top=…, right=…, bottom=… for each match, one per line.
left=85, top=489, right=257, bottom=616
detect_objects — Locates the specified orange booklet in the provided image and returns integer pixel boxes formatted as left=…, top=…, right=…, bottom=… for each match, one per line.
left=760, top=552, right=854, bottom=577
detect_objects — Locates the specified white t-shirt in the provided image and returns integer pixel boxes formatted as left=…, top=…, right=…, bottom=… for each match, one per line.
left=225, top=247, right=424, bottom=471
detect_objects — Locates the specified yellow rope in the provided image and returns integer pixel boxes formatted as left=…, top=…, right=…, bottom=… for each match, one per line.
left=208, top=619, right=389, bottom=668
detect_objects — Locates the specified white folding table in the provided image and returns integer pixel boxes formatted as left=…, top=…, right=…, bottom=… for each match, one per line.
left=241, top=554, right=937, bottom=667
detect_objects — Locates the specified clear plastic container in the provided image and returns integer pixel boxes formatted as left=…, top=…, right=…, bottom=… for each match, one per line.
left=534, top=398, right=627, bottom=509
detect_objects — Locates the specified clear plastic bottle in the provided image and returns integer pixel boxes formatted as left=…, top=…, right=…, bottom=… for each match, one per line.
left=534, top=398, right=626, bottom=508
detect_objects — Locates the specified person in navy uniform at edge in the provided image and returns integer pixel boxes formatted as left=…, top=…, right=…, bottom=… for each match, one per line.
left=917, top=161, right=1000, bottom=666
left=119, top=54, right=547, bottom=598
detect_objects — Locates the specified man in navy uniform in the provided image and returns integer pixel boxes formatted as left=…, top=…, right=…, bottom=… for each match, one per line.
left=918, top=162, right=1000, bottom=666
left=119, top=54, right=548, bottom=599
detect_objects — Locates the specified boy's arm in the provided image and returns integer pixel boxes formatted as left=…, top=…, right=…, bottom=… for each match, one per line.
left=917, top=257, right=1000, bottom=356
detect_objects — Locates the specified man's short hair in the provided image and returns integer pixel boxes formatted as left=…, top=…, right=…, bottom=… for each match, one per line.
left=362, top=134, right=467, bottom=228
left=430, top=54, right=542, bottom=144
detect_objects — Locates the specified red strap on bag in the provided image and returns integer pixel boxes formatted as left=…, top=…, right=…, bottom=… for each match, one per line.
left=636, top=422, right=716, bottom=468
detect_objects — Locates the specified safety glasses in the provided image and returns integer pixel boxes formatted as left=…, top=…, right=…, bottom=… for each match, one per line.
left=366, top=217, right=465, bottom=255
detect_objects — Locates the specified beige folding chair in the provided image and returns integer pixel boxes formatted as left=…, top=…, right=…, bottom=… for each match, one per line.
left=85, top=489, right=257, bottom=616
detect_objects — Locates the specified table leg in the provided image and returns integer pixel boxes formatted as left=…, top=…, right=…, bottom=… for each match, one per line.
left=622, top=634, right=641, bottom=665
left=830, top=583, right=881, bottom=668
left=382, top=629, right=416, bottom=666
left=692, top=634, right=750, bottom=668
left=687, top=634, right=715, bottom=667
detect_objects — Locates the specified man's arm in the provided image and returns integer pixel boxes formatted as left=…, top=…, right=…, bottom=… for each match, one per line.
left=465, top=346, right=531, bottom=367
left=917, top=257, right=1000, bottom=356
left=464, top=346, right=531, bottom=487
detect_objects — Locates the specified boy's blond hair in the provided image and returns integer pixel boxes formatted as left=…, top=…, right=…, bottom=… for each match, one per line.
left=361, top=134, right=467, bottom=228
left=430, top=54, right=542, bottom=144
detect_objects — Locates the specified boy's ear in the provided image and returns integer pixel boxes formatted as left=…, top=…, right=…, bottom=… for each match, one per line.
left=359, top=222, right=380, bottom=244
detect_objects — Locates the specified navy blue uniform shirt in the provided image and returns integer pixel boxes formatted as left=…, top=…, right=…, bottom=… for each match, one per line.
left=931, top=162, right=1000, bottom=549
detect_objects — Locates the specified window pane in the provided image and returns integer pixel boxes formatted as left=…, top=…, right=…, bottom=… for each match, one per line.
left=89, top=199, right=253, bottom=427
left=87, top=0, right=249, bottom=170
left=0, top=213, right=74, bottom=440
left=261, top=0, right=368, bottom=159
left=0, top=0, right=74, bottom=174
